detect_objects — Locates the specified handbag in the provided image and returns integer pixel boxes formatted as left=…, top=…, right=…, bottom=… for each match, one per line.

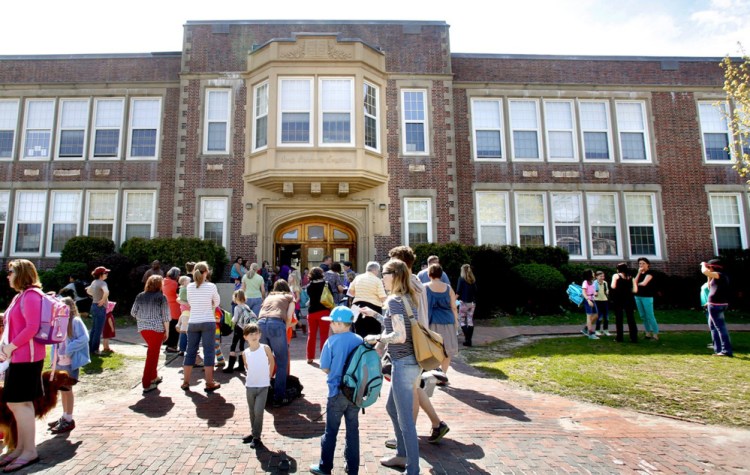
left=403, top=298, right=446, bottom=371
left=320, top=283, right=335, bottom=309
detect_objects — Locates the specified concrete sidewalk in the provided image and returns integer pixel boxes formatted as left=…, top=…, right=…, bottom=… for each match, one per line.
left=27, top=323, right=749, bottom=474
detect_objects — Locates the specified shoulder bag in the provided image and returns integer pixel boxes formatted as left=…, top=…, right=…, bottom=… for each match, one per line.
left=402, top=298, right=446, bottom=371
left=320, top=283, right=335, bottom=309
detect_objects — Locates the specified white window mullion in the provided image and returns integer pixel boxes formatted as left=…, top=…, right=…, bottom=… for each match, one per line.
left=586, top=192, right=621, bottom=259
left=128, top=98, right=161, bottom=159
left=22, top=99, right=55, bottom=160
left=552, top=193, right=584, bottom=258
left=253, top=82, right=269, bottom=151
left=515, top=192, right=547, bottom=247
left=200, top=197, right=228, bottom=247
left=624, top=193, right=660, bottom=258
left=364, top=81, right=380, bottom=152
left=279, top=78, right=313, bottom=146
left=579, top=100, right=613, bottom=161
left=0, top=190, right=9, bottom=253
left=0, top=99, right=20, bottom=160
left=48, top=191, right=81, bottom=255
left=122, top=190, right=155, bottom=242
left=56, top=99, right=89, bottom=160
left=12, top=190, right=47, bottom=255
left=616, top=101, right=651, bottom=162
left=401, top=89, right=429, bottom=155
left=404, top=197, right=432, bottom=246
left=471, top=99, right=504, bottom=161
left=204, top=90, right=230, bottom=154
left=85, top=190, right=118, bottom=241
left=509, top=99, right=541, bottom=160
left=91, top=98, right=124, bottom=159
left=709, top=193, right=747, bottom=253
left=699, top=102, right=732, bottom=162
left=544, top=100, right=577, bottom=161
left=476, top=191, right=509, bottom=245
left=320, top=78, right=353, bottom=146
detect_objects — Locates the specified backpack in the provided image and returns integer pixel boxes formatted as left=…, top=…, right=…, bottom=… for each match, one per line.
left=340, top=342, right=383, bottom=410
left=20, top=288, right=71, bottom=345
left=567, top=283, right=584, bottom=306
left=300, top=288, right=310, bottom=308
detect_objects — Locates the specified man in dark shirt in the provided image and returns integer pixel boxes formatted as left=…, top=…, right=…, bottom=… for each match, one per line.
left=701, top=259, right=733, bottom=357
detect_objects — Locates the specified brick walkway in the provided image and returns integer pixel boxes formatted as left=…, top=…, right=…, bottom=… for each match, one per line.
left=28, top=324, right=750, bottom=474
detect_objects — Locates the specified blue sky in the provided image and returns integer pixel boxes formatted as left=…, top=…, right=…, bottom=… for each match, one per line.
left=1, top=0, right=748, bottom=57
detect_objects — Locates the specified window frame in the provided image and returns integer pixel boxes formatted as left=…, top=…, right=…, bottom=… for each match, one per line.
left=0, top=190, right=9, bottom=254
left=46, top=190, right=82, bottom=257
left=363, top=81, right=380, bottom=153
left=471, top=98, right=505, bottom=162
left=121, top=190, right=156, bottom=242
left=203, top=89, right=231, bottom=155
left=11, top=190, right=48, bottom=256
left=0, top=99, right=20, bottom=160
left=543, top=99, right=578, bottom=162
left=508, top=98, right=542, bottom=161
left=514, top=192, right=548, bottom=247
left=90, top=97, right=125, bottom=160
left=579, top=99, right=614, bottom=162
left=586, top=192, right=622, bottom=260
left=551, top=192, right=585, bottom=258
left=55, top=98, right=90, bottom=160
left=475, top=191, right=510, bottom=245
left=127, top=97, right=162, bottom=160
left=84, top=190, right=118, bottom=242
left=21, top=98, right=56, bottom=161
left=199, top=197, right=228, bottom=248
left=400, top=89, right=430, bottom=156
left=252, top=82, right=269, bottom=152
left=403, top=197, right=433, bottom=247
left=698, top=101, right=732, bottom=163
left=708, top=192, right=747, bottom=254
left=318, top=77, right=354, bottom=147
left=278, top=77, right=314, bottom=147
left=623, top=192, right=661, bottom=259
left=615, top=100, right=651, bottom=163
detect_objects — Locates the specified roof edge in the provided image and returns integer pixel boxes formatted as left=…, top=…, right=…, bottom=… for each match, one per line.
left=451, top=52, right=733, bottom=62
left=0, top=52, right=182, bottom=61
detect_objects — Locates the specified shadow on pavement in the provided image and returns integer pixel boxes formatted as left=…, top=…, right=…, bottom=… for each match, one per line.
left=440, top=386, right=531, bottom=422
left=421, top=438, right=490, bottom=475
left=271, top=397, right=325, bottom=439
left=256, top=446, right=295, bottom=474
left=184, top=390, right=236, bottom=427
left=33, top=438, right=83, bottom=471
left=128, top=392, right=175, bottom=417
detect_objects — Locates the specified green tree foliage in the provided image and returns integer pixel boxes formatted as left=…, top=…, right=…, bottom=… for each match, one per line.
left=720, top=48, right=750, bottom=186
left=60, top=236, right=115, bottom=266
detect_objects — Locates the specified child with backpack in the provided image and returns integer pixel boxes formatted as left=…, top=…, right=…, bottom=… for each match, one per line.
left=309, top=306, right=364, bottom=475
left=594, top=271, right=610, bottom=336
left=48, top=297, right=91, bottom=434
left=241, top=323, right=275, bottom=449
left=224, top=290, right=257, bottom=373
left=581, top=269, right=599, bottom=340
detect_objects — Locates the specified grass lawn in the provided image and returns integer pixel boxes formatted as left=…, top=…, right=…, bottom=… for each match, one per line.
left=464, top=331, right=750, bottom=427
left=481, top=308, right=750, bottom=327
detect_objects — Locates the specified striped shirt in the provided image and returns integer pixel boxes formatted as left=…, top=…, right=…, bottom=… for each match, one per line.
left=132, top=291, right=170, bottom=332
left=351, top=271, right=387, bottom=308
left=186, top=281, right=220, bottom=324
left=384, top=295, right=415, bottom=360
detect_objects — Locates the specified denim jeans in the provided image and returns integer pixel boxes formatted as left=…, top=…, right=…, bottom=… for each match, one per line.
left=258, top=318, right=288, bottom=402
left=635, top=296, right=658, bottom=334
left=184, top=321, right=216, bottom=367
left=178, top=332, right=187, bottom=352
left=708, top=304, right=733, bottom=356
left=89, top=303, right=106, bottom=354
left=386, top=354, right=421, bottom=475
left=318, top=392, right=360, bottom=474
left=595, top=300, right=609, bottom=330
left=247, top=297, right=263, bottom=317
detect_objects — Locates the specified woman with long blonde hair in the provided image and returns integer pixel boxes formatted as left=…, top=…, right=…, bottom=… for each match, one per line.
left=457, top=264, right=478, bottom=347
left=182, top=261, right=221, bottom=393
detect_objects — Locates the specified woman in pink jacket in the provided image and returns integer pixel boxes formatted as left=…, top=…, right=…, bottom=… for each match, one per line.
left=0, top=259, right=46, bottom=471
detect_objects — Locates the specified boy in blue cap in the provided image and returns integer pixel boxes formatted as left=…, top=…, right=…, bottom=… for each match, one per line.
left=309, top=306, right=364, bottom=475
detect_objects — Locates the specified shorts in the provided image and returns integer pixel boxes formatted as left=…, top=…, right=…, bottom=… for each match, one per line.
left=2, top=360, right=44, bottom=403
left=583, top=300, right=598, bottom=314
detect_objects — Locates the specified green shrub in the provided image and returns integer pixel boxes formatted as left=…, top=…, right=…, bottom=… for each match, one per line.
left=39, top=262, right=88, bottom=294
left=413, top=241, right=469, bottom=287
left=510, top=263, right=566, bottom=314
left=96, top=253, right=135, bottom=316
left=60, top=237, right=115, bottom=266
left=119, top=237, right=228, bottom=281
left=560, top=263, right=617, bottom=286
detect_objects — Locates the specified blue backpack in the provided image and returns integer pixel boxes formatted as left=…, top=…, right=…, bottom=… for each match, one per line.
left=300, top=288, right=310, bottom=308
left=340, top=342, right=383, bottom=410
left=567, top=283, right=584, bottom=306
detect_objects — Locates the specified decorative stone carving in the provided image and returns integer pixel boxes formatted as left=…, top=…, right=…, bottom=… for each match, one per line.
left=283, top=182, right=294, bottom=196
left=594, top=171, right=610, bottom=179
left=95, top=169, right=111, bottom=176
left=311, top=183, right=321, bottom=195
left=207, top=164, right=224, bottom=171
left=552, top=171, right=580, bottom=178
left=338, top=182, right=349, bottom=197
left=280, top=39, right=352, bottom=60
left=522, top=170, right=538, bottom=178
left=409, top=164, right=426, bottom=172
left=53, top=169, right=81, bottom=177
left=23, top=169, right=40, bottom=176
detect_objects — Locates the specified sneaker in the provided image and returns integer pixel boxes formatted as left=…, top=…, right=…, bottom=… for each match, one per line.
left=588, top=333, right=600, bottom=340
left=384, top=438, right=397, bottom=449
left=581, top=328, right=589, bottom=336
left=249, top=438, right=262, bottom=449
left=50, top=418, right=75, bottom=434
left=603, top=330, right=611, bottom=336
left=47, top=416, right=65, bottom=429
left=424, top=369, right=449, bottom=384
left=178, top=351, right=185, bottom=356
left=595, top=330, right=603, bottom=336
left=428, top=421, right=450, bottom=444
left=380, top=456, right=406, bottom=469
left=309, top=464, right=331, bottom=475
left=143, top=382, right=159, bottom=394
left=242, top=434, right=254, bottom=443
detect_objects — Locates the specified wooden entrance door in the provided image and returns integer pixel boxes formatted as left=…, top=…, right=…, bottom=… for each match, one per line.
left=274, top=219, right=357, bottom=271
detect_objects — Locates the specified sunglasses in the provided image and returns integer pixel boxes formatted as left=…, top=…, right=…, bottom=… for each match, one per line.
left=382, top=271, right=394, bottom=275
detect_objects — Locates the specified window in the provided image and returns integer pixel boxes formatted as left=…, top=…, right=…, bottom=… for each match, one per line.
left=204, top=90, right=230, bottom=154
left=509, top=99, right=541, bottom=160
left=401, top=90, right=428, bottom=154
left=85, top=191, right=117, bottom=240
left=12, top=190, right=47, bottom=254
left=0, top=191, right=8, bottom=253
left=476, top=191, right=509, bottom=245
left=0, top=100, right=19, bottom=159
left=515, top=193, right=546, bottom=247
left=625, top=193, right=659, bottom=257
left=709, top=193, right=746, bottom=252
left=364, top=82, right=379, bottom=151
left=200, top=198, right=227, bottom=247
left=616, top=101, right=650, bottom=161
left=279, top=78, right=312, bottom=145
left=698, top=102, right=731, bottom=162
left=552, top=193, right=584, bottom=257
left=48, top=191, right=81, bottom=255
left=587, top=193, right=619, bottom=257
left=253, top=83, right=268, bottom=151
left=320, top=78, right=353, bottom=145
left=471, top=99, right=504, bottom=160
left=544, top=100, right=576, bottom=161
left=129, top=98, right=161, bottom=158
left=404, top=198, right=432, bottom=246
left=122, top=191, right=155, bottom=241
left=580, top=100, right=612, bottom=160
left=57, top=99, right=89, bottom=159
left=22, top=99, right=55, bottom=159
left=91, top=98, right=124, bottom=158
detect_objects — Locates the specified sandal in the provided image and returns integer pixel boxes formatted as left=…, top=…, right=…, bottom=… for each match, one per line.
left=204, top=382, right=221, bottom=393
left=0, top=456, right=16, bottom=469
left=2, top=456, right=39, bottom=473
left=180, top=382, right=190, bottom=391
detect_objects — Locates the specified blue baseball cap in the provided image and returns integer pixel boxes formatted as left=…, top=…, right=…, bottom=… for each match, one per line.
left=322, top=306, right=354, bottom=323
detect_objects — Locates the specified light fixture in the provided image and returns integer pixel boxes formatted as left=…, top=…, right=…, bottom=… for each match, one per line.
left=379, top=203, right=387, bottom=210
left=245, top=203, right=253, bottom=209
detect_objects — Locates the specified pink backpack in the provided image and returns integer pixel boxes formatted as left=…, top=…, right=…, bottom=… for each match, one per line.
left=20, top=288, right=71, bottom=345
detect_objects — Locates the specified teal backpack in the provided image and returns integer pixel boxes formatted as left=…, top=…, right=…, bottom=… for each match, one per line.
left=567, top=283, right=584, bottom=306
left=340, top=342, right=382, bottom=411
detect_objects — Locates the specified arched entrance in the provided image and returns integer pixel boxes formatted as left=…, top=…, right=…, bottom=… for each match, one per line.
left=274, top=218, right=357, bottom=271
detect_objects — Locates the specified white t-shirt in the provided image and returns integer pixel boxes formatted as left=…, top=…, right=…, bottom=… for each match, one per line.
left=244, top=345, right=270, bottom=388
